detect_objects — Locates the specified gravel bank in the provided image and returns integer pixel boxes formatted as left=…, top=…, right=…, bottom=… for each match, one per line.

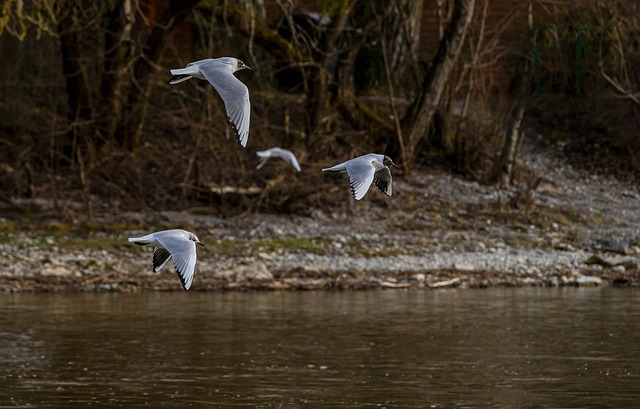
left=1, top=141, right=638, bottom=292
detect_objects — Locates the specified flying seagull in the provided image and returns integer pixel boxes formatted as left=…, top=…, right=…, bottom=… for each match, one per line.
left=128, top=229, right=204, bottom=291
left=168, top=57, right=251, bottom=147
left=322, top=153, right=398, bottom=200
left=256, top=147, right=301, bottom=172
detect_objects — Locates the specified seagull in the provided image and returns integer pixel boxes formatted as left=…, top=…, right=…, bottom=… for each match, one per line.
left=256, top=147, right=301, bottom=172
left=322, top=153, right=398, bottom=200
left=168, top=57, right=251, bottom=147
left=128, top=229, right=204, bottom=291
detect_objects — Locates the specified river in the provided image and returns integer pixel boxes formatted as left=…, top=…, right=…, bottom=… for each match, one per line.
left=2, top=288, right=639, bottom=408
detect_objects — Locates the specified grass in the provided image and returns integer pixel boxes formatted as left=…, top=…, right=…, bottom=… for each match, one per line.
left=0, top=231, right=334, bottom=257
left=0, top=233, right=130, bottom=250
left=0, top=221, right=16, bottom=232
left=211, top=237, right=331, bottom=257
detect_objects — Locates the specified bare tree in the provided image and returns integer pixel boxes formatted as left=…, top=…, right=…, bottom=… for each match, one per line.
left=7, top=0, right=201, bottom=164
left=399, top=0, right=476, bottom=173
left=489, top=0, right=534, bottom=186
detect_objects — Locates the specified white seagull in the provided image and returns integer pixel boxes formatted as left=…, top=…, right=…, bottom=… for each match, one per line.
left=128, top=229, right=204, bottom=291
left=168, top=57, right=251, bottom=147
left=256, top=147, right=301, bottom=172
left=322, top=153, right=398, bottom=200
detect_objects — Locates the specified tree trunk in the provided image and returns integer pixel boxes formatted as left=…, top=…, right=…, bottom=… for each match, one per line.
left=490, top=0, right=534, bottom=186
left=400, top=0, right=475, bottom=172
left=305, top=10, right=351, bottom=137
left=58, top=9, right=94, bottom=166
left=115, top=0, right=201, bottom=150
left=98, top=0, right=134, bottom=144
left=491, top=69, right=530, bottom=186
left=387, top=0, right=423, bottom=71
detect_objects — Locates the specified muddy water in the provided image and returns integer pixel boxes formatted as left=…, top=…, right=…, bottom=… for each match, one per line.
left=2, top=288, right=639, bottom=408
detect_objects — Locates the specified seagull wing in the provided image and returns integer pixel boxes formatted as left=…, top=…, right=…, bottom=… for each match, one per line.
left=156, top=234, right=197, bottom=291
left=256, top=157, right=269, bottom=170
left=152, top=248, right=172, bottom=272
left=374, top=166, right=393, bottom=196
left=187, top=58, right=214, bottom=67
left=346, top=158, right=376, bottom=200
left=282, top=150, right=301, bottom=172
left=256, top=149, right=274, bottom=158
left=200, top=63, right=251, bottom=148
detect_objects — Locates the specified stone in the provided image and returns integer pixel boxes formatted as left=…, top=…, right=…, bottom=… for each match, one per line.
left=576, top=275, right=603, bottom=286
left=257, top=252, right=273, bottom=260
left=218, top=262, right=274, bottom=283
left=40, top=266, right=72, bottom=276
left=584, top=255, right=613, bottom=267
left=611, top=265, right=626, bottom=273
left=453, top=262, right=475, bottom=272
left=598, top=239, right=630, bottom=255
left=429, top=277, right=461, bottom=288
left=554, top=242, right=576, bottom=251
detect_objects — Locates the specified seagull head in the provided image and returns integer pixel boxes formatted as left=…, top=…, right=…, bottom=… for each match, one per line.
left=189, top=232, right=205, bottom=247
left=383, top=155, right=399, bottom=169
left=217, top=57, right=251, bottom=72
left=235, top=59, right=252, bottom=71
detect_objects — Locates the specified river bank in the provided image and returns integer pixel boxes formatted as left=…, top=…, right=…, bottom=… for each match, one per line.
left=1, top=140, right=639, bottom=292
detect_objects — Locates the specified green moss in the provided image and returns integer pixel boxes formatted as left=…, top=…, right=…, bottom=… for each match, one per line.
left=81, top=221, right=145, bottom=233
left=0, top=233, right=14, bottom=245
left=42, top=221, right=71, bottom=233
left=0, top=221, right=16, bottom=232
left=256, top=237, right=329, bottom=251
left=212, top=237, right=330, bottom=256
left=63, top=236, right=130, bottom=250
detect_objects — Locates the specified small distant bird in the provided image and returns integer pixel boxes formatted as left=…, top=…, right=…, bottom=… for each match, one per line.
left=168, top=57, right=251, bottom=147
left=128, top=229, right=204, bottom=291
left=322, top=153, right=398, bottom=200
left=256, top=147, right=301, bottom=172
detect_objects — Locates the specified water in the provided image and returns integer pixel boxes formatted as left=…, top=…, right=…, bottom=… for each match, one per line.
left=1, top=288, right=639, bottom=408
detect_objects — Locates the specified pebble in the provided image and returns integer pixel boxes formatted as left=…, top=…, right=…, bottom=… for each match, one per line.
left=576, top=275, right=603, bottom=286
left=453, top=262, right=476, bottom=272
left=611, top=265, right=626, bottom=273
left=2, top=152, right=640, bottom=291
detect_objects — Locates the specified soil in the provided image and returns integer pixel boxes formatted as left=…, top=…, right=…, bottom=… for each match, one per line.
left=1, top=137, right=639, bottom=292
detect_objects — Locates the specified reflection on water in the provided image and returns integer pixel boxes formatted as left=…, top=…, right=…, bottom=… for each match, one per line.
left=1, top=288, right=640, bottom=408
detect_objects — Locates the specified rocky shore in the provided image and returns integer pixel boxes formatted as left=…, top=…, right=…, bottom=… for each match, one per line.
left=1, top=141, right=639, bottom=292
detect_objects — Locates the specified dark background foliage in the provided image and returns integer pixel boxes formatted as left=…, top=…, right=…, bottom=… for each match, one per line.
left=0, top=0, right=638, bottom=218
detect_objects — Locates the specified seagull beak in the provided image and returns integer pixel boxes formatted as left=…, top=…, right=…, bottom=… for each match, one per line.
left=391, top=163, right=399, bottom=169
left=197, top=242, right=205, bottom=247
left=243, top=64, right=252, bottom=71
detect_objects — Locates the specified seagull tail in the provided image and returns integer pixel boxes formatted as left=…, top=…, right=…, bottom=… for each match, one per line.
left=128, top=237, right=149, bottom=246
left=168, top=67, right=199, bottom=84
left=167, top=74, right=193, bottom=85
left=322, top=163, right=347, bottom=172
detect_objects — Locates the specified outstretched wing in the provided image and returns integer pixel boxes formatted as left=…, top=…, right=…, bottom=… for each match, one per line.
left=200, top=63, right=251, bottom=148
left=373, top=166, right=392, bottom=196
left=152, top=248, right=172, bottom=273
left=346, top=159, right=376, bottom=200
left=281, top=150, right=301, bottom=172
left=256, top=157, right=270, bottom=170
left=156, top=236, right=197, bottom=291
